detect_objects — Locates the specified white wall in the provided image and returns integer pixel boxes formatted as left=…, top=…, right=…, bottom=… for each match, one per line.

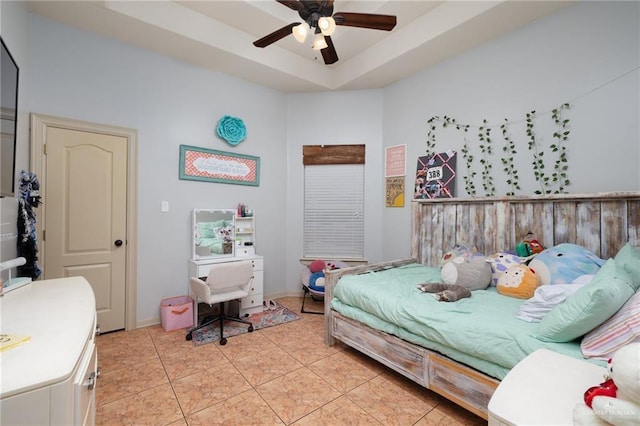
left=285, top=90, right=385, bottom=292
left=0, top=1, right=30, bottom=279
left=3, top=1, right=638, bottom=327
left=382, top=1, right=640, bottom=260
left=28, top=15, right=288, bottom=325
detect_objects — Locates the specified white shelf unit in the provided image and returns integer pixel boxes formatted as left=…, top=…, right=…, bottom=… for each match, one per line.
left=234, top=215, right=255, bottom=257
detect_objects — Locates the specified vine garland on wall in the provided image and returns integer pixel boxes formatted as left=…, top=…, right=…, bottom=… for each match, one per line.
left=426, top=103, right=571, bottom=196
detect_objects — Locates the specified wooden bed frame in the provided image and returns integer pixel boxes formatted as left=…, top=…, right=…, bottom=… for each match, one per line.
left=323, top=192, right=640, bottom=419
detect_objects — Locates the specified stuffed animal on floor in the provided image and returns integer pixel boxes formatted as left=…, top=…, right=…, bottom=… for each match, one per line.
left=486, top=252, right=532, bottom=286
left=496, top=264, right=540, bottom=299
left=417, top=283, right=471, bottom=302
left=301, top=260, right=350, bottom=292
left=573, top=342, right=640, bottom=426
left=528, top=243, right=606, bottom=285
left=441, top=252, right=492, bottom=291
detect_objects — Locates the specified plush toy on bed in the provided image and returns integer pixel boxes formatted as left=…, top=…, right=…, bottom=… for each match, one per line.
left=486, top=252, right=532, bottom=286
left=515, top=231, right=545, bottom=257
left=440, top=243, right=476, bottom=266
left=528, top=243, right=606, bottom=285
left=440, top=244, right=492, bottom=291
left=573, top=342, right=640, bottom=426
left=496, top=264, right=540, bottom=299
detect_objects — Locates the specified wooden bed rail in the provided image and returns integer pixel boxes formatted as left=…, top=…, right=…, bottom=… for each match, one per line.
left=323, top=258, right=416, bottom=345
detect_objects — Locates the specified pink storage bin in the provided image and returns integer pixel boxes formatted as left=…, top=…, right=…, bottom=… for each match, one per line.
left=160, top=295, right=194, bottom=331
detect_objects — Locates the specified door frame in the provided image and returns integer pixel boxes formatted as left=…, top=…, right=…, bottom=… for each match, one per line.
left=30, top=113, right=138, bottom=331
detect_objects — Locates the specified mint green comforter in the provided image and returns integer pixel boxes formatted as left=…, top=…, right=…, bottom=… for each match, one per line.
left=331, top=263, right=603, bottom=380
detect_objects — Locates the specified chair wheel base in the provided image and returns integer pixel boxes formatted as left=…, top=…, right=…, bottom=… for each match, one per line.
left=248, top=325, right=254, bottom=332
left=185, top=333, right=193, bottom=341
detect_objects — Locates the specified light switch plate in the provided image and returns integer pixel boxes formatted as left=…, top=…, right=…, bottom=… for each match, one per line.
left=161, top=201, right=169, bottom=212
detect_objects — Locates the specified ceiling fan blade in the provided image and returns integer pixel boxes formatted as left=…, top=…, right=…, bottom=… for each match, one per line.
left=277, top=0, right=304, bottom=11
left=321, top=36, right=338, bottom=65
left=253, top=23, right=300, bottom=48
left=333, top=12, right=397, bottom=31
left=316, top=0, right=334, bottom=7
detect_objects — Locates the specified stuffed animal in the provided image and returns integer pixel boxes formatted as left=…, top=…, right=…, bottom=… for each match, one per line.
left=217, top=224, right=233, bottom=242
left=309, top=259, right=326, bottom=273
left=417, top=283, right=471, bottom=302
left=301, top=260, right=349, bottom=293
left=528, top=243, right=606, bottom=285
left=308, top=271, right=326, bottom=291
left=441, top=254, right=492, bottom=291
left=441, top=243, right=476, bottom=267
left=573, top=342, right=640, bottom=426
left=496, top=264, right=540, bottom=299
left=486, top=252, right=531, bottom=286
left=515, top=231, right=545, bottom=257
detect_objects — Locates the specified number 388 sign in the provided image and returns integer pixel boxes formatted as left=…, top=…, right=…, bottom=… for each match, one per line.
left=426, top=166, right=443, bottom=181
left=414, top=151, right=457, bottom=199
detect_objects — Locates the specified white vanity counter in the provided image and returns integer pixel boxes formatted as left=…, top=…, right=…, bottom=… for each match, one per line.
left=0, top=276, right=98, bottom=425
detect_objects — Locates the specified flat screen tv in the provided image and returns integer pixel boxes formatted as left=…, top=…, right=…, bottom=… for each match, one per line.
left=1, top=37, right=19, bottom=198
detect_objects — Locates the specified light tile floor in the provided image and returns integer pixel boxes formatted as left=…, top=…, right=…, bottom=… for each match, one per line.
left=96, top=296, right=486, bottom=425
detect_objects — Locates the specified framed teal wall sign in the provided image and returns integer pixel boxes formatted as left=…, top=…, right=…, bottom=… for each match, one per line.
left=179, top=145, right=260, bottom=186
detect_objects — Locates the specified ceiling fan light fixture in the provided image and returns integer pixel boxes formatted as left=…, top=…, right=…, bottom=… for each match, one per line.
left=312, top=33, right=328, bottom=50
left=292, top=22, right=310, bottom=43
left=318, top=16, right=336, bottom=36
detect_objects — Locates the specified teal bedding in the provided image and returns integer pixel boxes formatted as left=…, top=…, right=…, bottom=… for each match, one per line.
left=331, top=263, right=605, bottom=380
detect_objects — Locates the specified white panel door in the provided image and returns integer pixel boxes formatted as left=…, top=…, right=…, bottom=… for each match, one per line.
left=45, top=126, right=127, bottom=332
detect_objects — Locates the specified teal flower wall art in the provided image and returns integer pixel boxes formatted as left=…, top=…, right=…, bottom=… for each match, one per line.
left=216, top=115, right=246, bottom=146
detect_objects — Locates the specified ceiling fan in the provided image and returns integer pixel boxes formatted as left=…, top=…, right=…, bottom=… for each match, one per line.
left=253, top=0, right=397, bottom=65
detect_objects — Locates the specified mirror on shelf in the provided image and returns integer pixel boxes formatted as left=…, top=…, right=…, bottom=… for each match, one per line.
left=192, top=209, right=236, bottom=259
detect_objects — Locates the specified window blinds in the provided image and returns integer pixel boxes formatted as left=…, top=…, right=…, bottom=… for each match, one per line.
left=303, top=164, right=365, bottom=259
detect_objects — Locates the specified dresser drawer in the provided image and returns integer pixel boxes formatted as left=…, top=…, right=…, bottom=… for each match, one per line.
left=193, top=257, right=263, bottom=279
left=74, top=342, right=97, bottom=426
left=247, top=270, right=263, bottom=295
left=241, top=293, right=263, bottom=309
left=249, top=258, right=263, bottom=271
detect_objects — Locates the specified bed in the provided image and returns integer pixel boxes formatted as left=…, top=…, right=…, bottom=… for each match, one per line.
left=323, top=192, right=640, bottom=419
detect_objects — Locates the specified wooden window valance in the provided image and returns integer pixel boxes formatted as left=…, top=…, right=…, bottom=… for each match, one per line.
left=303, top=144, right=365, bottom=165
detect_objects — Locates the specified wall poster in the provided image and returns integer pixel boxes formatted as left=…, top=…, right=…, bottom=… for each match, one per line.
left=414, top=150, right=456, bottom=199
left=385, top=176, right=405, bottom=207
left=179, top=144, right=260, bottom=186
left=385, top=144, right=406, bottom=177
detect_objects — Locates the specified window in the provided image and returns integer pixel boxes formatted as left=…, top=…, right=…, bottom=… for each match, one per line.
left=303, top=145, right=365, bottom=259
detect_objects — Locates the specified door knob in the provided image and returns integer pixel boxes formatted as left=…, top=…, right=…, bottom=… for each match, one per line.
left=114, top=239, right=123, bottom=247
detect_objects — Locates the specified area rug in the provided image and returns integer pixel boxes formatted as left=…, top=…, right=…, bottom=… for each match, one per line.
left=190, top=301, right=301, bottom=346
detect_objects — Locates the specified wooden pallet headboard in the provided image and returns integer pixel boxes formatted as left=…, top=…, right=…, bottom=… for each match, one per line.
left=411, top=192, right=640, bottom=267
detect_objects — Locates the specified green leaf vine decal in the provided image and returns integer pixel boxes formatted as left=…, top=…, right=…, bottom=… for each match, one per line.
left=500, top=118, right=520, bottom=196
left=478, top=119, right=496, bottom=196
left=425, top=103, right=571, bottom=196
left=550, top=103, right=571, bottom=193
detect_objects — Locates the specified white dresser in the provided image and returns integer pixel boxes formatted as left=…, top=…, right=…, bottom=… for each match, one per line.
left=488, top=349, right=606, bottom=426
left=189, top=255, right=264, bottom=319
left=0, top=277, right=98, bottom=426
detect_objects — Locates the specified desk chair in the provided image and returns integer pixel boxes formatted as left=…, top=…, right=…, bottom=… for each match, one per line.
left=185, top=260, right=254, bottom=345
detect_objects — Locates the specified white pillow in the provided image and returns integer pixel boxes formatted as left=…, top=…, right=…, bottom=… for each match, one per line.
left=516, top=283, right=585, bottom=323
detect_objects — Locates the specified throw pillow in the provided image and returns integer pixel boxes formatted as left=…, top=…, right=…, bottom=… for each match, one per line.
left=581, top=289, right=640, bottom=359
left=614, top=243, right=640, bottom=291
left=534, top=258, right=635, bottom=342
